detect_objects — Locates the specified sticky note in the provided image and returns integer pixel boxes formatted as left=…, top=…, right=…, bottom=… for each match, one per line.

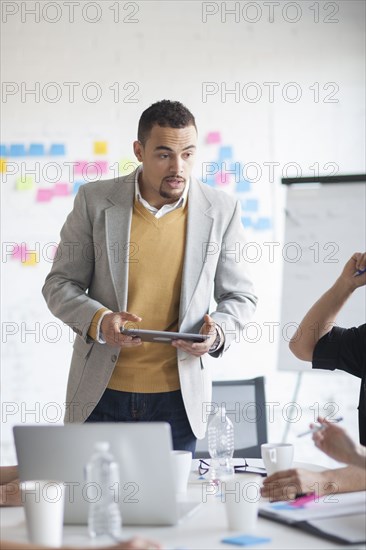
left=215, top=171, right=230, bottom=186
left=49, top=144, right=65, bottom=156
left=0, top=159, right=6, bottom=173
left=22, top=252, right=39, bottom=266
left=236, top=180, right=251, bottom=193
left=241, top=217, right=252, bottom=227
left=218, top=146, right=233, bottom=161
left=29, top=144, right=45, bottom=156
left=119, top=158, right=139, bottom=176
left=241, top=199, right=259, bottom=212
left=16, top=176, right=34, bottom=191
left=254, top=217, right=271, bottom=231
left=36, top=189, right=54, bottom=202
left=74, top=161, right=88, bottom=175
left=206, top=131, right=221, bottom=144
left=53, top=183, right=70, bottom=196
left=94, top=141, right=108, bottom=155
left=9, top=144, right=26, bottom=157
left=221, top=535, right=271, bottom=546
left=12, top=243, right=27, bottom=260
left=0, top=145, right=6, bottom=157
left=271, top=502, right=295, bottom=511
left=94, top=160, right=108, bottom=173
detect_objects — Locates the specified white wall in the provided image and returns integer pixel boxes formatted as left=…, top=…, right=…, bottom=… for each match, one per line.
left=1, top=0, right=365, bottom=465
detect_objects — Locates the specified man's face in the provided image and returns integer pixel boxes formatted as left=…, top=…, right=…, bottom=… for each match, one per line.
left=133, top=124, right=197, bottom=207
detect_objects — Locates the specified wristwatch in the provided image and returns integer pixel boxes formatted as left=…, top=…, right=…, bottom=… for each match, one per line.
left=208, top=327, right=222, bottom=353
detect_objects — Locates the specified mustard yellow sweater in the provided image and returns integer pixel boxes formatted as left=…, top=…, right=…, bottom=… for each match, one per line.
left=90, top=200, right=188, bottom=392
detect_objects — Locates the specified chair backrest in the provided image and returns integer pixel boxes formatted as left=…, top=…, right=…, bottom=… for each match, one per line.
left=195, top=377, right=268, bottom=459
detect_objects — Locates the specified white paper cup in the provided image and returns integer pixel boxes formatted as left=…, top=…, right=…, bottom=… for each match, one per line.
left=21, top=480, right=65, bottom=548
left=261, top=443, right=294, bottom=476
left=223, top=475, right=261, bottom=532
left=171, top=450, right=192, bottom=494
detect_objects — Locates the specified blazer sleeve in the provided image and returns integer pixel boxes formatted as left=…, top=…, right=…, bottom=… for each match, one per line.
left=42, top=185, right=107, bottom=341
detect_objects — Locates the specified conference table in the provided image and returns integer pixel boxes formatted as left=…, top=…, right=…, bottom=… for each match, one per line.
left=1, top=460, right=365, bottom=550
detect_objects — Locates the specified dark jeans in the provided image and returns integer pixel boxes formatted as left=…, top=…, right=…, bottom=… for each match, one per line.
left=85, top=388, right=196, bottom=455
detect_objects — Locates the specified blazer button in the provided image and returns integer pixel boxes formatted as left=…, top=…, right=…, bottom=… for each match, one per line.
left=111, top=355, right=117, bottom=362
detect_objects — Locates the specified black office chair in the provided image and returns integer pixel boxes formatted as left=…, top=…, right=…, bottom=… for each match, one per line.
left=195, top=377, right=268, bottom=459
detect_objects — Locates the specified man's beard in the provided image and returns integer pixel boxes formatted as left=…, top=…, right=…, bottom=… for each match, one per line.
left=159, top=177, right=186, bottom=200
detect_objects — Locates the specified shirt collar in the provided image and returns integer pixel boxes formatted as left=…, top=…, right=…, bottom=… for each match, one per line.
left=134, top=165, right=189, bottom=214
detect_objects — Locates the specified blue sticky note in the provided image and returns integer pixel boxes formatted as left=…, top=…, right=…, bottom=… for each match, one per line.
left=0, top=145, right=7, bottom=156
left=29, top=143, right=45, bottom=156
left=218, top=146, right=233, bottom=161
left=73, top=181, right=86, bottom=194
left=241, top=199, right=259, bottom=212
left=49, top=144, right=66, bottom=156
left=221, top=535, right=271, bottom=546
left=241, top=217, right=252, bottom=227
left=254, top=217, right=271, bottom=231
left=271, top=502, right=295, bottom=511
left=236, top=180, right=251, bottom=193
left=9, top=144, right=26, bottom=157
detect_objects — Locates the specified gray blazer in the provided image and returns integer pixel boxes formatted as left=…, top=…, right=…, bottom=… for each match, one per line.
left=42, top=169, right=257, bottom=438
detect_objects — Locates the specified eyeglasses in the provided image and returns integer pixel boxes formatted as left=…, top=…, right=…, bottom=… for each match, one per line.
left=198, top=458, right=266, bottom=477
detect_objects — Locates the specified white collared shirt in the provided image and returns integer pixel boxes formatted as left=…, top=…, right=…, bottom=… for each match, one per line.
left=134, top=165, right=189, bottom=218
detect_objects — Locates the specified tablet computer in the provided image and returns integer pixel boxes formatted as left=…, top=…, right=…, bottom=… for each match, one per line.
left=120, top=328, right=209, bottom=344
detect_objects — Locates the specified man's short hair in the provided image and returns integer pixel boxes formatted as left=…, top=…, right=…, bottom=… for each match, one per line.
left=138, top=100, right=197, bottom=145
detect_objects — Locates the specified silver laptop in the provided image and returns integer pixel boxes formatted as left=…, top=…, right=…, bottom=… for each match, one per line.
left=13, top=423, right=200, bottom=526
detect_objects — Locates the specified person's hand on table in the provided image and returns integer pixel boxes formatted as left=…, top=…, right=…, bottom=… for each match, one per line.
left=172, top=314, right=218, bottom=357
left=101, top=312, right=143, bottom=347
left=261, top=469, right=325, bottom=501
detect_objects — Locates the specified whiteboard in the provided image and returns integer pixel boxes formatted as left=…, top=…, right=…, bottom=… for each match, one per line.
left=278, top=182, right=366, bottom=372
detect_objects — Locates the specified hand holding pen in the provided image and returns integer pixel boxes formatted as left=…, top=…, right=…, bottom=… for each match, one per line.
left=297, top=416, right=343, bottom=438
left=309, top=417, right=365, bottom=466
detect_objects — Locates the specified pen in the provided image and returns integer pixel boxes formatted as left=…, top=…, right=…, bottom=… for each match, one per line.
left=354, top=267, right=366, bottom=277
left=297, top=416, right=343, bottom=437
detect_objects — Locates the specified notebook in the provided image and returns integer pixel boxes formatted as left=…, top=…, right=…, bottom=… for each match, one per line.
left=259, top=491, right=366, bottom=544
left=13, top=422, right=201, bottom=526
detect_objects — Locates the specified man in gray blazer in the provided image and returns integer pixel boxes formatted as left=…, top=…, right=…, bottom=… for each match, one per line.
left=43, top=100, right=257, bottom=452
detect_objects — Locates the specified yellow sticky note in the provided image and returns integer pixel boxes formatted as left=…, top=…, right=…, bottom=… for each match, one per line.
left=16, top=176, right=34, bottom=191
left=119, top=158, right=140, bottom=176
left=0, top=158, right=6, bottom=173
left=22, top=252, right=39, bottom=266
left=94, top=141, right=108, bottom=155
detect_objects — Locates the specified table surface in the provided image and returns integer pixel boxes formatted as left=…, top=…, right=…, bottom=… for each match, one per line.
left=1, top=460, right=365, bottom=550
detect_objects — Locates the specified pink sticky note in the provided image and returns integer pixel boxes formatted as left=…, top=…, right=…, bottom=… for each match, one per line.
left=215, top=171, right=230, bottom=186
left=74, top=161, right=88, bottom=175
left=12, top=243, right=27, bottom=260
left=53, top=183, right=70, bottom=196
left=206, top=132, right=221, bottom=144
left=36, top=189, right=54, bottom=202
left=78, top=160, right=108, bottom=175
left=94, top=160, right=108, bottom=173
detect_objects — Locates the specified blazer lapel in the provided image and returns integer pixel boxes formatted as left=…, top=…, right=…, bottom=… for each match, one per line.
left=179, top=179, right=214, bottom=328
left=105, top=171, right=136, bottom=311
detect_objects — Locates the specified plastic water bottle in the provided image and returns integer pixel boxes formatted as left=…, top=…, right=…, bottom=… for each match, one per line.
left=85, top=441, right=122, bottom=539
left=208, top=405, right=235, bottom=480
